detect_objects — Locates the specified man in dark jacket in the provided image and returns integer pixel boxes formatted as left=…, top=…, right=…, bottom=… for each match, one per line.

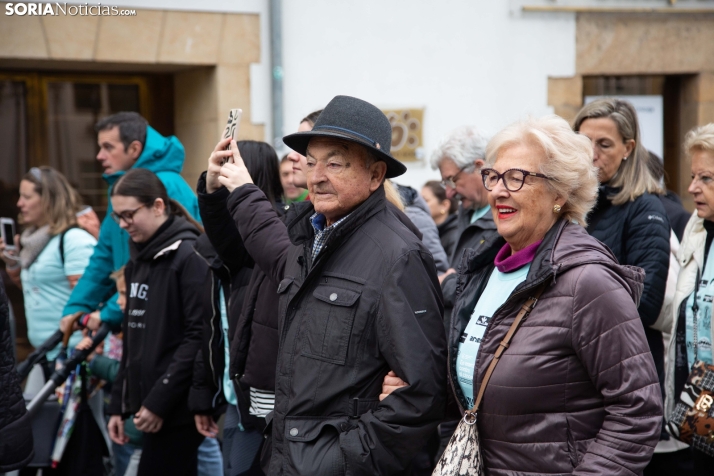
left=0, top=275, right=34, bottom=471
left=218, top=95, right=447, bottom=475
left=429, top=126, right=500, bottom=306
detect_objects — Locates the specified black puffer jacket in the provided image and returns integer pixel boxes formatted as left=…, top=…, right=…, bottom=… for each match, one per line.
left=0, top=276, right=33, bottom=471
left=228, top=184, right=447, bottom=476
left=586, top=186, right=670, bottom=395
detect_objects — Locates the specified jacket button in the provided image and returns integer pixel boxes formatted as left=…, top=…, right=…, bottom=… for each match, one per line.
left=289, top=428, right=299, bottom=436
left=330, top=293, right=338, bottom=301
left=340, top=423, right=349, bottom=432
left=163, top=379, right=169, bottom=384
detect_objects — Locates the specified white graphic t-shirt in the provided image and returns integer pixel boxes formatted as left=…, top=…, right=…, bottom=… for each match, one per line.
left=456, top=264, right=530, bottom=408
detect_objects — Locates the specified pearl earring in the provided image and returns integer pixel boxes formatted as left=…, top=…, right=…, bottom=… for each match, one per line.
left=553, top=204, right=562, bottom=214
left=623, top=156, right=628, bottom=161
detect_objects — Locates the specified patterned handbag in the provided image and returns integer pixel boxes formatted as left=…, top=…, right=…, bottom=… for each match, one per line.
left=432, top=284, right=547, bottom=476
left=666, top=268, right=714, bottom=456
left=667, top=361, right=714, bottom=456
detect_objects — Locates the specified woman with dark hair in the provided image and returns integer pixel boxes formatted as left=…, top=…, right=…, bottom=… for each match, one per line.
left=192, top=139, right=285, bottom=475
left=422, top=180, right=459, bottom=259
left=0, top=166, right=96, bottom=358
left=106, top=168, right=208, bottom=476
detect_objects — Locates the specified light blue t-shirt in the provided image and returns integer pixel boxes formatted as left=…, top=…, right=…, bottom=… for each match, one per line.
left=456, top=264, right=530, bottom=408
left=470, top=205, right=490, bottom=225
left=686, top=241, right=714, bottom=366
left=220, top=290, right=237, bottom=406
left=21, top=228, right=96, bottom=359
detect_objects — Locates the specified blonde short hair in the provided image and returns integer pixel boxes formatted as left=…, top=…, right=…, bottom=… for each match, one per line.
left=684, top=123, right=714, bottom=158
left=485, top=115, right=599, bottom=226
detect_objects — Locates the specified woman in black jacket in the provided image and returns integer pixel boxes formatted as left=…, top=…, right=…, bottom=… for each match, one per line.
left=106, top=168, right=209, bottom=476
left=574, top=98, right=673, bottom=469
left=192, top=139, right=284, bottom=476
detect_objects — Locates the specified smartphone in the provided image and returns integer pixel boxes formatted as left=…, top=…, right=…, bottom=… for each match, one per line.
left=1, top=217, right=16, bottom=251
left=221, top=108, right=243, bottom=164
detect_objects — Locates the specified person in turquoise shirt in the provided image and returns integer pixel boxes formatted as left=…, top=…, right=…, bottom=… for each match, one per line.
left=0, top=167, right=97, bottom=359
left=61, top=112, right=201, bottom=330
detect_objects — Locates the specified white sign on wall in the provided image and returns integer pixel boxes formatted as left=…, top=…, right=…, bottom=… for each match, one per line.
left=584, top=95, right=663, bottom=158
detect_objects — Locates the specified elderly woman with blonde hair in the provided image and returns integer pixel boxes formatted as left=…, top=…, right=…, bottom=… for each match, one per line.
left=665, top=123, right=714, bottom=473
left=383, top=115, right=662, bottom=474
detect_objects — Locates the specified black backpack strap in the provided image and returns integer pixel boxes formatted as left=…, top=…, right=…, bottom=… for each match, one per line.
left=59, top=225, right=79, bottom=267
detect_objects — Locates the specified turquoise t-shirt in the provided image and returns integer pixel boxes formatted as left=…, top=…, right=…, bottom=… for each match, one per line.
left=220, top=290, right=237, bottom=406
left=470, top=205, right=490, bottom=224
left=456, top=264, right=530, bottom=408
left=686, top=240, right=714, bottom=366
left=21, top=228, right=97, bottom=359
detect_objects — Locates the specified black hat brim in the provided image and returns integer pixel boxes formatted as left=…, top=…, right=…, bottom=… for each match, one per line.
left=283, top=130, right=407, bottom=179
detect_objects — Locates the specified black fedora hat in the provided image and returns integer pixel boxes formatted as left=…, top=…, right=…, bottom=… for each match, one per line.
left=283, top=95, right=407, bottom=178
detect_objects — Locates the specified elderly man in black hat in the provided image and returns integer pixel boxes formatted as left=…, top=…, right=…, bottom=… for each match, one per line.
left=214, top=95, right=447, bottom=475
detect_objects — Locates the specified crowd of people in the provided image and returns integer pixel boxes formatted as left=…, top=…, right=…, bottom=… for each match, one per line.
left=1, top=94, right=714, bottom=476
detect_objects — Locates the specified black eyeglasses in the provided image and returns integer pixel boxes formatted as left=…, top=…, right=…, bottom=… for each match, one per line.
left=441, top=164, right=476, bottom=189
left=481, top=168, right=551, bottom=192
left=110, top=204, right=145, bottom=224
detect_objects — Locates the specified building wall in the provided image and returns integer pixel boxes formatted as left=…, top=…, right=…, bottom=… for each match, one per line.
left=0, top=1, right=263, bottom=187
left=548, top=12, right=714, bottom=210
left=281, top=1, right=577, bottom=188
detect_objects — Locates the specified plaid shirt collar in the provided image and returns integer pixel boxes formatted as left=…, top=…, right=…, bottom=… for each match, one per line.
left=310, top=212, right=351, bottom=261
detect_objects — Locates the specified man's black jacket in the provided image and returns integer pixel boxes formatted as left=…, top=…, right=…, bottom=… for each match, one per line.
left=227, top=183, right=447, bottom=476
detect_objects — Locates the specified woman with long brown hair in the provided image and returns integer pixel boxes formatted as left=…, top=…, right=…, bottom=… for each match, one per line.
left=0, top=166, right=96, bottom=358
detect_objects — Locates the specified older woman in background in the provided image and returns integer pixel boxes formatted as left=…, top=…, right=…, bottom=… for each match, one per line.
left=664, top=123, right=714, bottom=474
left=384, top=115, right=663, bottom=474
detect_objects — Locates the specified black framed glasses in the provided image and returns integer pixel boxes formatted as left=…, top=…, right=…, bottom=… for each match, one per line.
left=110, top=204, right=145, bottom=224
left=441, top=164, right=476, bottom=189
left=481, top=168, right=551, bottom=192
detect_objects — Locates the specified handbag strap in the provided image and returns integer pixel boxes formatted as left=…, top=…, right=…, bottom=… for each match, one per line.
left=468, top=281, right=548, bottom=414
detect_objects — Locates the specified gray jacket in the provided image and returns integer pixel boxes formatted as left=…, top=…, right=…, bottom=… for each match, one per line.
left=397, top=184, right=449, bottom=273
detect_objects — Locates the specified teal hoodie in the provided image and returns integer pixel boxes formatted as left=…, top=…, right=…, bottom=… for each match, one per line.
left=63, top=126, right=201, bottom=327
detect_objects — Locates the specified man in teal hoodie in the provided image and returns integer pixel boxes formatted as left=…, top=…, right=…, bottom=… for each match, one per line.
left=61, top=112, right=201, bottom=330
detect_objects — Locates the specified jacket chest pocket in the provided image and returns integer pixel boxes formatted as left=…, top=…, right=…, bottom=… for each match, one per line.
left=300, top=284, right=361, bottom=365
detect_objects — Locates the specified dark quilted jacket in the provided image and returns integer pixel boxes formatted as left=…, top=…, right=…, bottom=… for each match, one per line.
left=0, top=276, right=34, bottom=471
left=228, top=184, right=447, bottom=476
left=586, top=187, right=670, bottom=400
left=450, top=220, right=662, bottom=475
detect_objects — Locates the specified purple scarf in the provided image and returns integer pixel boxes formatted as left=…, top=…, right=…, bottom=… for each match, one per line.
left=494, top=240, right=542, bottom=273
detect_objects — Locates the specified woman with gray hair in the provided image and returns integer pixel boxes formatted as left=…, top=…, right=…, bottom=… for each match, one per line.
left=663, top=123, right=714, bottom=473
left=383, top=115, right=662, bottom=474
